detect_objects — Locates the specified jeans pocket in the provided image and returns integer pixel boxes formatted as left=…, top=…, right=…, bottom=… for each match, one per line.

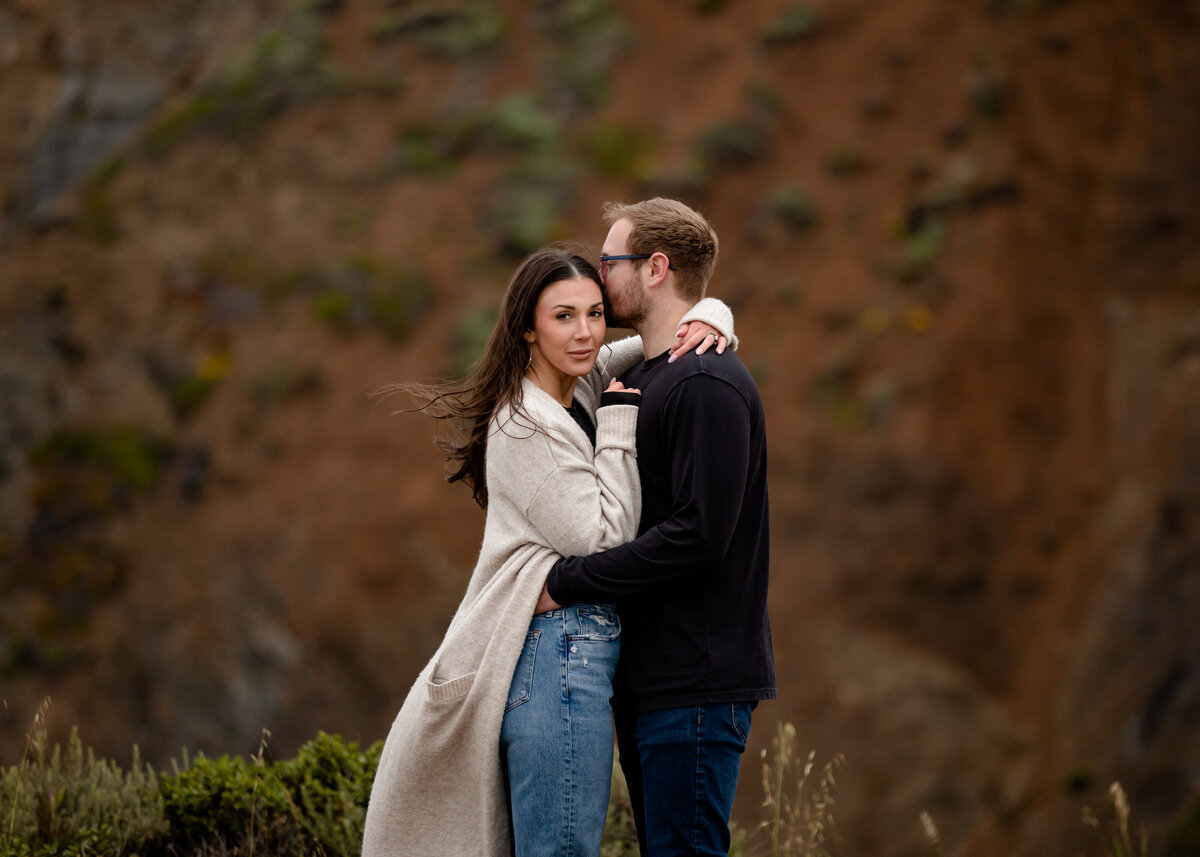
left=568, top=605, right=621, bottom=641
left=730, top=702, right=753, bottom=746
left=505, top=630, right=541, bottom=713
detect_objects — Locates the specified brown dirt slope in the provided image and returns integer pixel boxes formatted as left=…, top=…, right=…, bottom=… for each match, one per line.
left=1, top=1, right=1198, bottom=855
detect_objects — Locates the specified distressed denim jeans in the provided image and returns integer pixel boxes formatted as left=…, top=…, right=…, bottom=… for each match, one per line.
left=501, top=604, right=621, bottom=857
left=619, top=701, right=755, bottom=857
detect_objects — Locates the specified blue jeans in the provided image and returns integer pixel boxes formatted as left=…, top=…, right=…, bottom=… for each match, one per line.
left=501, top=605, right=621, bottom=857
left=617, top=702, right=755, bottom=857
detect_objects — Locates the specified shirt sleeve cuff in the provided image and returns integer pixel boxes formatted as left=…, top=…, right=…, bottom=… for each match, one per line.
left=600, top=390, right=642, bottom=408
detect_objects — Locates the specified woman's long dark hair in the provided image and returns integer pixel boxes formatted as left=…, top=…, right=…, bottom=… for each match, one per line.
left=396, top=247, right=603, bottom=509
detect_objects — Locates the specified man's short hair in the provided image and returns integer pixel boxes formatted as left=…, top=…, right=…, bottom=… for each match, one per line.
left=603, top=198, right=718, bottom=302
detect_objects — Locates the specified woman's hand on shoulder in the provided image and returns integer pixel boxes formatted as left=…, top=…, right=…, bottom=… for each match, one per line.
left=670, top=321, right=727, bottom=363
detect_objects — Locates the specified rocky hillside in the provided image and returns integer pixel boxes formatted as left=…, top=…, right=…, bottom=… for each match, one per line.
left=1, top=1, right=1198, bottom=855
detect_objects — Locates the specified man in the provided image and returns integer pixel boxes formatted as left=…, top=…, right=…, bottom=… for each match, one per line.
left=537, top=198, right=775, bottom=856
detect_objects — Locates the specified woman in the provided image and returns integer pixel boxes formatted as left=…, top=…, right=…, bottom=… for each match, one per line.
left=361, top=247, right=735, bottom=857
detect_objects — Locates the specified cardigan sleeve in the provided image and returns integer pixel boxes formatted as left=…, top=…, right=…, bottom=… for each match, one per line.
left=486, top=389, right=641, bottom=560
left=521, top=402, right=641, bottom=558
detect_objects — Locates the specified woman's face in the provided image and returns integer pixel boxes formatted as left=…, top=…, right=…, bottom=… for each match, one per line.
left=525, top=276, right=606, bottom=380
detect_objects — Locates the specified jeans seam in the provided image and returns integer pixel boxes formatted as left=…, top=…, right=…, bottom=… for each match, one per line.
left=731, top=702, right=749, bottom=744
left=563, top=626, right=575, bottom=856
left=693, top=706, right=705, bottom=854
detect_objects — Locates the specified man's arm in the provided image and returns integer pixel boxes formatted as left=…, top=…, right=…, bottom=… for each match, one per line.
left=545, top=372, right=752, bottom=605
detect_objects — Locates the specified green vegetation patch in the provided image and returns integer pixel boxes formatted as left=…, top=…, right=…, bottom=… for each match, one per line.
left=30, top=426, right=170, bottom=496
left=693, top=118, right=771, bottom=172
left=895, top=218, right=946, bottom=283
left=580, top=123, right=658, bottom=179
left=308, top=256, right=436, bottom=342
left=824, top=145, right=868, bottom=178
left=144, top=7, right=342, bottom=156
left=370, top=3, right=505, bottom=59
left=454, top=306, right=499, bottom=375
left=534, top=0, right=631, bottom=111
left=1, top=713, right=381, bottom=857
left=1, top=722, right=165, bottom=857
left=487, top=156, right=581, bottom=258
left=764, top=185, right=819, bottom=230
left=393, top=117, right=483, bottom=177
left=762, top=4, right=825, bottom=46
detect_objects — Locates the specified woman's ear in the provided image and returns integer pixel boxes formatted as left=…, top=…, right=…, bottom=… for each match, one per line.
left=523, top=329, right=536, bottom=344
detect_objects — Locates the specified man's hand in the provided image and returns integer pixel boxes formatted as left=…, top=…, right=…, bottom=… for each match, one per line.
left=534, top=583, right=562, bottom=615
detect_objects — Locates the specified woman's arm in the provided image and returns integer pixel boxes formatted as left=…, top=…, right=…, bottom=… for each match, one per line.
left=488, top=392, right=641, bottom=559
left=525, top=400, right=641, bottom=557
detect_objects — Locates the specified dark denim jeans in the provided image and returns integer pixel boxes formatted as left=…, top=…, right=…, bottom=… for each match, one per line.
left=618, top=701, right=755, bottom=857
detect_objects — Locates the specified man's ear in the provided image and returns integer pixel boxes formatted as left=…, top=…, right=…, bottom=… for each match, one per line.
left=646, top=252, right=672, bottom=288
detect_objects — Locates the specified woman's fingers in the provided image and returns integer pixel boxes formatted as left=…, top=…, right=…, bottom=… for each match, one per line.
left=670, top=321, right=724, bottom=362
left=606, top=378, right=641, bottom=395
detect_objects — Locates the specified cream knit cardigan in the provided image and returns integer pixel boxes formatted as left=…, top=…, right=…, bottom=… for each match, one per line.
left=362, top=300, right=736, bottom=857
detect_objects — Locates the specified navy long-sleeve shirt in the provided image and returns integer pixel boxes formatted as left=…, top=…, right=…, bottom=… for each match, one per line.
left=546, top=347, right=776, bottom=714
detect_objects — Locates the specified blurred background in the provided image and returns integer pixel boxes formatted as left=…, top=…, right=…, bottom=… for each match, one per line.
left=1, top=0, right=1198, bottom=854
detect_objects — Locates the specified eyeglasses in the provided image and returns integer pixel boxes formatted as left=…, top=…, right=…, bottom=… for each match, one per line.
left=599, top=254, right=675, bottom=284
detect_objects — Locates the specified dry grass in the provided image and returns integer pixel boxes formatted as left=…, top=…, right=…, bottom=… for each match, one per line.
left=1083, top=781, right=1148, bottom=857
left=734, top=722, right=844, bottom=857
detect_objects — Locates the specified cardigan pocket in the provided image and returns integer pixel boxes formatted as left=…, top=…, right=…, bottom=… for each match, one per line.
left=504, top=630, right=541, bottom=713
left=426, top=666, right=475, bottom=702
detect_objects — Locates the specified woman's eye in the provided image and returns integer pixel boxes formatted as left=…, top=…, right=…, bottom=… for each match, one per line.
left=589, top=309, right=604, bottom=318
left=556, top=313, right=572, bottom=321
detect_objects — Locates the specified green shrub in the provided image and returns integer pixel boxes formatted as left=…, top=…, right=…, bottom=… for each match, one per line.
left=309, top=256, right=435, bottom=342
left=161, top=752, right=291, bottom=850
left=274, top=732, right=381, bottom=855
left=581, top=124, right=657, bottom=179
left=762, top=5, right=824, bottom=46
left=967, top=63, right=1007, bottom=119
left=30, top=426, right=170, bottom=495
left=1, top=707, right=165, bottom=857
left=370, top=3, right=505, bottom=59
left=694, top=119, right=770, bottom=172
left=746, top=185, right=819, bottom=245
left=248, top=360, right=326, bottom=410
left=393, top=117, right=482, bottom=176
left=159, top=733, right=381, bottom=857
left=535, top=0, right=630, bottom=110
left=144, top=6, right=339, bottom=155
left=2, top=703, right=382, bottom=857
left=767, top=186, right=819, bottom=230
left=454, top=306, right=499, bottom=375
left=487, top=157, right=580, bottom=257
left=896, top=218, right=946, bottom=282
left=486, top=94, right=562, bottom=154
left=824, top=145, right=867, bottom=177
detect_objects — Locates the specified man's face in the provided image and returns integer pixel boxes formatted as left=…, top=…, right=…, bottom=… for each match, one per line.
left=600, top=218, right=650, bottom=329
